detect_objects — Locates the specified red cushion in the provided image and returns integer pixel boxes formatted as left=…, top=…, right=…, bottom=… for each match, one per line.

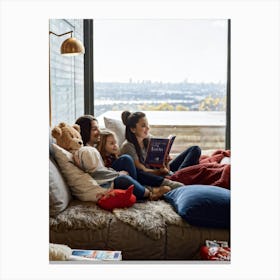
left=97, top=185, right=136, bottom=211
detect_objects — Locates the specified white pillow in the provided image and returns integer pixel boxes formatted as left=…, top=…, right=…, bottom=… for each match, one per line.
left=104, top=116, right=126, bottom=146
left=52, top=144, right=107, bottom=202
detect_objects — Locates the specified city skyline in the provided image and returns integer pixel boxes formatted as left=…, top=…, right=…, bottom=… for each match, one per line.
left=95, top=79, right=226, bottom=85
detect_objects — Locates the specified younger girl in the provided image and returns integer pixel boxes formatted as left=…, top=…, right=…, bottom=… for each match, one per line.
left=97, top=130, right=120, bottom=168
left=97, top=129, right=180, bottom=198
left=120, top=111, right=201, bottom=177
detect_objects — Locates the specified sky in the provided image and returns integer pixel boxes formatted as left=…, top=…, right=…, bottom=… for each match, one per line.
left=94, top=19, right=228, bottom=83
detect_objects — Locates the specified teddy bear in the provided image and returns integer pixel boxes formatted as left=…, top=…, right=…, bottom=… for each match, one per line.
left=51, top=122, right=109, bottom=174
left=51, top=122, right=83, bottom=153
left=51, top=122, right=136, bottom=211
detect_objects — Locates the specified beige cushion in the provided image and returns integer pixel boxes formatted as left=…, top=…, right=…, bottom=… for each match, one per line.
left=104, top=116, right=126, bottom=146
left=52, top=144, right=107, bottom=202
left=49, top=158, right=72, bottom=217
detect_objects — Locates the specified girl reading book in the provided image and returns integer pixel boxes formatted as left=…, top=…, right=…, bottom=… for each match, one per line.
left=97, top=129, right=185, bottom=196
left=120, top=111, right=201, bottom=177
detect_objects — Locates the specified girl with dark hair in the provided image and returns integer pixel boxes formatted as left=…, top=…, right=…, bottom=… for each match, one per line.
left=76, top=115, right=100, bottom=147
left=120, top=111, right=201, bottom=177
left=75, top=115, right=173, bottom=200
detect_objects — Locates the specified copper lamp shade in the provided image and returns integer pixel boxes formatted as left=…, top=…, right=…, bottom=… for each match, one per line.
left=61, top=37, right=85, bottom=56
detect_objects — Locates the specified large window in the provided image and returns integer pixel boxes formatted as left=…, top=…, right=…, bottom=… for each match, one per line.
left=93, top=19, right=228, bottom=152
left=49, top=19, right=84, bottom=126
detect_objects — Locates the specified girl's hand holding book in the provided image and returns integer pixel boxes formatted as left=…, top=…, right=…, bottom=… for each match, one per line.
left=165, top=155, right=172, bottom=162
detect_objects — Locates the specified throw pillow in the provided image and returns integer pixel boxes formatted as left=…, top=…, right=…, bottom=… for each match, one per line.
left=52, top=143, right=108, bottom=202
left=97, top=185, right=136, bottom=211
left=164, top=185, right=230, bottom=228
left=104, top=116, right=126, bottom=146
left=49, top=158, right=72, bottom=216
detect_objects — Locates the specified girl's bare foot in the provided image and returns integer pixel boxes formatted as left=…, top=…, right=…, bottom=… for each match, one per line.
left=150, top=186, right=171, bottom=201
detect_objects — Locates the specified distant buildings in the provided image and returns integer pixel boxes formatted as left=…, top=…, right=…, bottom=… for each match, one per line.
left=94, top=81, right=226, bottom=117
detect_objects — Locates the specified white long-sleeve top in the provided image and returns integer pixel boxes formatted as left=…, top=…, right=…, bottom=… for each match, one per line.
left=75, top=146, right=120, bottom=185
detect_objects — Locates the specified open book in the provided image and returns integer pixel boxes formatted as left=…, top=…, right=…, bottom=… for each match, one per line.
left=69, top=249, right=122, bottom=261
left=145, top=135, right=176, bottom=167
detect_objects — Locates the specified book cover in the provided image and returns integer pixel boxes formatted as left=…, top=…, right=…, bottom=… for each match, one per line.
left=145, top=135, right=176, bottom=167
left=69, top=249, right=122, bottom=261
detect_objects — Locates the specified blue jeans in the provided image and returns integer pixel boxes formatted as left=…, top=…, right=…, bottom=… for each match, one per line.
left=112, top=154, right=137, bottom=179
left=169, top=145, right=201, bottom=172
left=113, top=175, right=146, bottom=200
left=112, top=154, right=164, bottom=187
left=136, top=168, right=164, bottom=187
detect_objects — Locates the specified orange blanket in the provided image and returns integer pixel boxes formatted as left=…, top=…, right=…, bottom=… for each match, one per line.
left=167, top=150, right=231, bottom=189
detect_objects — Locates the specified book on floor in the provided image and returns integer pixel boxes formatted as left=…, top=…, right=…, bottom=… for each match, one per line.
left=69, top=249, right=122, bottom=261
left=145, top=135, right=176, bottom=167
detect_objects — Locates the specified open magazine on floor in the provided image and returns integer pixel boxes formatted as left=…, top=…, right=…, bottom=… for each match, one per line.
left=69, top=249, right=122, bottom=261
left=145, top=135, right=176, bottom=168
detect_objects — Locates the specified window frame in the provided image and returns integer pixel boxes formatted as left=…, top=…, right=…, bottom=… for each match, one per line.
left=226, top=19, right=231, bottom=150
left=83, top=19, right=94, bottom=115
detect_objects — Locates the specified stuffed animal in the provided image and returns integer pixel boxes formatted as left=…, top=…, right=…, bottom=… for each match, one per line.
left=51, top=122, right=83, bottom=153
left=51, top=122, right=136, bottom=210
left=51, top=122, right=107, bottom=173
left=97, top=185, right=136, bottom=211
